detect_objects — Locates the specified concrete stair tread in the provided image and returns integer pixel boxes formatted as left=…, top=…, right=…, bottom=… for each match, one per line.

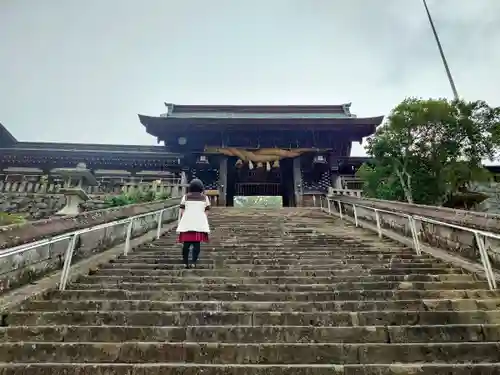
left=90, top=268, right=468, bottom=279
left=132, top=252, right=421, bottom=257
left=125, top=253, right=435, bottom=258
left=2, top=341, right=500, bottom=364
left=2, top=363, right=500, bottom=375
left=67, top=281, right=489, bottom=291
left=8, top=310, right=500, bottom=326
left=80, top=274, right=477, bottom=282
left=111, top=262, right=452, bottom=268
left=98, top=264, right=465, bottom=273
left=91, top=269, right=470, bottom=276
left=100, top=259, right=459, bottom=266
left=118, top=252, right=440, bottom=257
left=20, top=298, right=500, bottom=312
left=43, top=289, right=500, bottom=301
left=2, top=324, right=499, bottom=343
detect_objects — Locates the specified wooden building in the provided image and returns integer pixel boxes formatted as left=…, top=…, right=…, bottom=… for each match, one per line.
left=139, top=103, right=384, bottom=206
left=0, top=123, right=182, bottom=194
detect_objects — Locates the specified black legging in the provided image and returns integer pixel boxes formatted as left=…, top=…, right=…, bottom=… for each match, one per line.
left=182, top=242, right=201, bottom=265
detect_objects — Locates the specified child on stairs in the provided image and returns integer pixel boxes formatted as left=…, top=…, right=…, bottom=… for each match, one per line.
left=176, top=179, right=211, bottom=269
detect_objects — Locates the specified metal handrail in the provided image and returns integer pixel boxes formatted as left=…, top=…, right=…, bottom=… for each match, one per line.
left=0, top=204, right=180, bottom=291
left=319, top=195, right=498, bottom=291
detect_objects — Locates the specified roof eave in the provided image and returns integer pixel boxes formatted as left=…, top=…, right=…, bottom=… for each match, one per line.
left=138, top=114, right=384, bottom=125
left=0, top=123, right=18, bottom=146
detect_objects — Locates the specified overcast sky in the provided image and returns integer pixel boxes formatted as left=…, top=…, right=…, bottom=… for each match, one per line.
left=1, top=0, right=499, bottom=156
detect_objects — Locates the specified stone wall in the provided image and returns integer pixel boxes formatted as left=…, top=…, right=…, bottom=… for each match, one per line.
left=330, top=195, right=500, bottom=271
left=0, top=198, right=180, bottom=250
left=0, top=199, right=180, bottom=296
left=0, top=193, right=110, bottom=220
left=472, top=182, right=500, bottom=214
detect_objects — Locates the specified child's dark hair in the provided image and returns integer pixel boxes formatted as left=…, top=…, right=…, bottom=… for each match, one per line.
left=188, top=178, right=204, bottom=193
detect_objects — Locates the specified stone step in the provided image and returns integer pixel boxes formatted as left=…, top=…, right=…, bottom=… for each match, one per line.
left=21, top=298, right=500, bottom=313
left=68, top=281, right=490, bottom=292
left=147, top=237, right=402, bottom=243
left=44, top=289, right=499, bottom=301
left=109, top=258, right=444, bottom=266
left=135, top=251, right=419, bottom=258
left=124, top=253, right=435, bottom=260
left=129, top=248, right=423, bottom=254
left=138, top=250, right=421, bottom=256
left=97, top=263, right=460, bottom=272
left=138, top=247, right=415, bottom=254
left=6, top=208, right=500, bottom=370
left=1, top=363, right=500, bottom=375
left=171, top=237, right=375, bottom=242
left=91, top=268, right=469, bottom=277
left=7, top=310, right=500, bottom=326
left=1, top=341, right=500, bottom=363
left=1, top=324, right=498, bottom=343
left=146, top=239, right=406, bottom=245
left=78, top=274, right=477, bottom=284
left=130, top=248, right=431, bottom=255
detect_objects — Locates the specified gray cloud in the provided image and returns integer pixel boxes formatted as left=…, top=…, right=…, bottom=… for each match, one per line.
left=1, top=0, right=499, bottom=157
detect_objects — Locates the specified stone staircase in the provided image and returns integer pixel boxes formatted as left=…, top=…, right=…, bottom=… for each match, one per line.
left=1, top=208, right=500, bottom=374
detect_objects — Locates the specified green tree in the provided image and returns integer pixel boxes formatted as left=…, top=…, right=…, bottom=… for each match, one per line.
left=360, top=98, right=500, bottom=206
left=356, top=163, right=405, bottom=201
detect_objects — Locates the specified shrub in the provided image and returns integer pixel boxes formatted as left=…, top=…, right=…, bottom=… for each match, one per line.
left=0, top=212, right=26, bottom=226
left=103, top=189, right=172, bottom=208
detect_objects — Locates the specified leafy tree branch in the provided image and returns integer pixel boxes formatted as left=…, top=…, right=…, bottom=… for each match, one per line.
left=358, top=97, right=500, bottom=207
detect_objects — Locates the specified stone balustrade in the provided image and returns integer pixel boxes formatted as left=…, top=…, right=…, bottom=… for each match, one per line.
left=328, top=187, right=363, bottom=197
left=0, top=175, right=182, bottom=197
left=0, top=173, right=183, bottom=220
left=327, top=195, right=500, bottom=273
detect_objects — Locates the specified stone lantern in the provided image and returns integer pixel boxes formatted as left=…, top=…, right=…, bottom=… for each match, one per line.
left=53, top=163, right=98, bottom=216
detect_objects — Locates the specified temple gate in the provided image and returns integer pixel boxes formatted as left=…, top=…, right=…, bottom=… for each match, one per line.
left=139, top=103, right=384, bottom=207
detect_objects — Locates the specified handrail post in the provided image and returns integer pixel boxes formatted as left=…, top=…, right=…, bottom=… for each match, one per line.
left=337, top=201, right=343, bottom=220
left=408, top=215, right=421, bottom=255
left=474, top=232, right=496, bottom=290
left=124, top=219, right=134, bottom=256
left=312, top=195, right=316, bottom=207
left=353, top=204, right=359, bottom=227
left=375, top=210, right=382, bottom=237
left=59, top=234, right=78, bottom=291
left=156, top=209, right=164, bottom=239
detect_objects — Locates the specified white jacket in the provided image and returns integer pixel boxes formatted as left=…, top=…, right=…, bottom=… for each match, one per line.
left=176, top=193, right=211, bottom=233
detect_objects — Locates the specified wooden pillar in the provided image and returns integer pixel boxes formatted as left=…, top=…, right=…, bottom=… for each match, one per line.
left=292, top=156, right=303, bottom=207
left=218, top=156, right=228, bottom=206
left=329, top=153, right=342, bottom=189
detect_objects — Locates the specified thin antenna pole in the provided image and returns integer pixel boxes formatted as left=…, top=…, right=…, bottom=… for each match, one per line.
left=422, top=0, right=459, bottom=100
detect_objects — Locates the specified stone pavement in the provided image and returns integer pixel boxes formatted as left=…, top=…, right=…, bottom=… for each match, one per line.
left=1, top=208, right=500, bottom=374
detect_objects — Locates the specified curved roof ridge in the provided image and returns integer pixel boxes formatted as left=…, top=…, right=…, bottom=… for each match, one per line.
left=162, top=103, right=353, bottom=115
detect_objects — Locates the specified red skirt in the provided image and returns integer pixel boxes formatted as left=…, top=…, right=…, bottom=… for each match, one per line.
left=178, top=231, right=210, bottom=243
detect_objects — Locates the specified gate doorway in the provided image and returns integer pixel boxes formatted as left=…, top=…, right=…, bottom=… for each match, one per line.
left=235, top=182, right=281, bottom=197
left=226, top=157, right=295, bottom=207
